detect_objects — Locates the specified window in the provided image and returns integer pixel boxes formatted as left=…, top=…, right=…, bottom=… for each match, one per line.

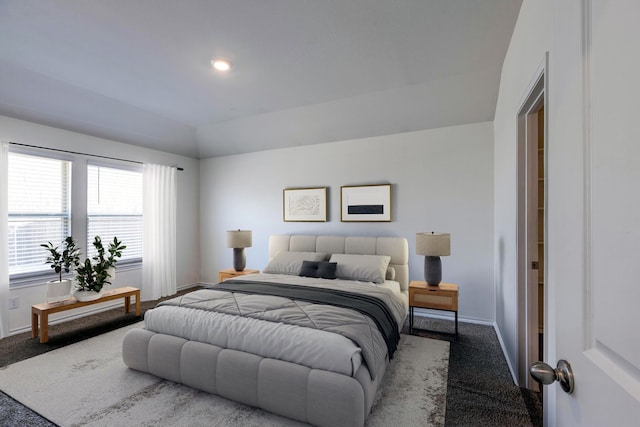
left=87, top=164, right=143, bottom=262
left=8, top=152, right=71, bottom=277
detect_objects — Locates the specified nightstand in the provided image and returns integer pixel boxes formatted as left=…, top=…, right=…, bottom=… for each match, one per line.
left=409, top=281, right=458, bottom=336
left=218, top=268, right=259, bottom=282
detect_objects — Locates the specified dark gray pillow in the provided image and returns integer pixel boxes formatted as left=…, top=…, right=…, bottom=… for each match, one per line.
left=299, top=260, right=319, bottom=277
left=317, top=261, right=337, bottom=280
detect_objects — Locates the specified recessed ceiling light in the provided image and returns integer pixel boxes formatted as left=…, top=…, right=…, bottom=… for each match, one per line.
left=211, top=58, right=232, bottom=72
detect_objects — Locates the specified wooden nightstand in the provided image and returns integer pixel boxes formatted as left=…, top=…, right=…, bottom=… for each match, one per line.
left=409, top=281, right=458, bottom=336
left=218, top=268, right=259, bottom=282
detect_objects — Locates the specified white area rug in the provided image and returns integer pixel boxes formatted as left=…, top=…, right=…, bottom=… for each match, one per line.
left=0, top=322, right=449, bottom=426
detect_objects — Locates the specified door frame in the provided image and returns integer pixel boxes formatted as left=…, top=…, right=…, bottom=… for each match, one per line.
left=516, top=54, right=548, bottom=390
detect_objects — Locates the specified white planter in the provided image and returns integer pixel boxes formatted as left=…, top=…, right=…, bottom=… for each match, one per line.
left=47, top=279, right=73, bottom=303
left=74, top=289, right=104, bottom=302
left=104, top=266, right=116, bottom=290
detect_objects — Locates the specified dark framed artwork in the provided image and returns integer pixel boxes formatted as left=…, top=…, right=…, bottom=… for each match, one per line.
left=283, top=187, right=327, bottom=222
left=340, top=184, right=391, bottom=222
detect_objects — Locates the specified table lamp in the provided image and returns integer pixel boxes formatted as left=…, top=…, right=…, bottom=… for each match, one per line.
left=226, top=230, right=252, bottom=271
left=416, top=232, right=450, bottom=286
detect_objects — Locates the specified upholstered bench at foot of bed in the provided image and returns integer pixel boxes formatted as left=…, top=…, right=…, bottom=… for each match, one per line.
left=122, top=328, right=386, bottom=427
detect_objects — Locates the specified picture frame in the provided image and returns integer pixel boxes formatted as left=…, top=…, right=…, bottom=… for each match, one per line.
left=341, top=184, right=392, bottom=222
left=283, top=187, right=327, bottom=222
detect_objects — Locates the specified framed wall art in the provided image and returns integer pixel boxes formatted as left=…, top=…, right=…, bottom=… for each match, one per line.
left=283, top=187, right=327, bottom=222
left=340, top=184, right=392, bottom=222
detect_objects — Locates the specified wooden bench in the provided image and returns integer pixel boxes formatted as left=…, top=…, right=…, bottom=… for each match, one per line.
left=31, top=286, right=140, bottom=343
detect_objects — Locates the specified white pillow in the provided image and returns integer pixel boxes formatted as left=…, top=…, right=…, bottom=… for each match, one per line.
left=386, top=266, right=396, bottom=281
left=263, top=251, right=330, bottom=275
left=329, top=253, right=391, bottom=284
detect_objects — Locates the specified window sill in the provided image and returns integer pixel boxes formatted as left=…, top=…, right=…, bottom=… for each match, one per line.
left=10, top=260, right=142, bottom=290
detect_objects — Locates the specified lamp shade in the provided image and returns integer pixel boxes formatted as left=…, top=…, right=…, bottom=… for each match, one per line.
left=226, top=230, right=252, bottom=248
left=416, top=232, right=450, bottom=256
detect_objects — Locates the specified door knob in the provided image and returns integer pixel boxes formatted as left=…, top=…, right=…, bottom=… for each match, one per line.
left=529, top=359, right=575, bottom=394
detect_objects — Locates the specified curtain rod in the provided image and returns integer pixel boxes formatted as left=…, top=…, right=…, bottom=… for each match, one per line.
left=8, top=142, right=184, bottom=171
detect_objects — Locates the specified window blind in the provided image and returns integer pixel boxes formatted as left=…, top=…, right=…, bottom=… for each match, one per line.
left=8, top=152, right=71, bottom=276
left=87, top=164, right=143, bottom=261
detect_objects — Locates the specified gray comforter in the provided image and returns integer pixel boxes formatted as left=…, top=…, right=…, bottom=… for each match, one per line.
left=149, top=273, right=406, bottom=380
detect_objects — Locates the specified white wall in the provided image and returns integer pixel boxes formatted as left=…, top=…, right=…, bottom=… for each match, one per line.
left=0, top=115, right=200, bottom=333
left=201, top=122, right=495, bottom=323
left=493, top=0, right=552, bottom=377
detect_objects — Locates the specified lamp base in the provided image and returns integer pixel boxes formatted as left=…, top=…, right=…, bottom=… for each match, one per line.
left=424, top=256, right=442, bottom=286
left=233, top=248, right=246, bottom=271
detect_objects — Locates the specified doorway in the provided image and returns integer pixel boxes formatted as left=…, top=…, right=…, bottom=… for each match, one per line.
left=516, top=64, right=546, bottom=392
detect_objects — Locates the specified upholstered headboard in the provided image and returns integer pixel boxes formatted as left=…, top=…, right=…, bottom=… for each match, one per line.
left=268, top=234, right=409, bottom=293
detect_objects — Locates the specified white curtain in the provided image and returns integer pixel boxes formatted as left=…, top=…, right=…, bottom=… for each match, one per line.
left=0, top=142, right=9, bottom=338
left=142, top=163, right=177, bottom=301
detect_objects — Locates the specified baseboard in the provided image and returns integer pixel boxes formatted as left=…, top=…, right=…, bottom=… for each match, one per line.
left=411, top=308, right=494, bottom=326
left=10, top=300, right=126, bottom=335
left=177, top=282, right=200, bottom=291
left=10, top=283, right=201, bottom=336
left=493, top=321, right=519, bottom=385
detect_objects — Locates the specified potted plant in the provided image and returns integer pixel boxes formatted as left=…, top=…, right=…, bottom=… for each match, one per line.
left=41, top=236, right=81, bottom=303
left=74, top=236, right=126, bottom=301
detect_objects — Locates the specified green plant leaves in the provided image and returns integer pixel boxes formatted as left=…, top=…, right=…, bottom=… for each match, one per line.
left=41, top=237, right=80, bottom=282
left=75, top=236, right=125, bottom=293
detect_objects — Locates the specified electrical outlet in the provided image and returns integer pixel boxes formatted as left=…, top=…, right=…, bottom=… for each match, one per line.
left=8, top=296, right=19, bottom=310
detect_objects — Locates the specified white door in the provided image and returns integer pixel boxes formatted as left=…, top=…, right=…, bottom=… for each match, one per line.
left=545, top=1, right=640, bottom=425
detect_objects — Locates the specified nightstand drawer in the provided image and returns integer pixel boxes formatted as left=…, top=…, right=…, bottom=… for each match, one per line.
left=412, top=293, right=454, bottom=308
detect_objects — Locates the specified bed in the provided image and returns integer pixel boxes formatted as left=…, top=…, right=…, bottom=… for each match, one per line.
left=122, top=234, right=409, bottom=427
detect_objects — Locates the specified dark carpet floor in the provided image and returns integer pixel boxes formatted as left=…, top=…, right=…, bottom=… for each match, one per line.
left=0, top=289, right=542, bottom=426
left=406, top=317, right=542, bottom=426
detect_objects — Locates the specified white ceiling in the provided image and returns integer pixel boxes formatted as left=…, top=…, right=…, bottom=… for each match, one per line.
left=0, top=0, right=522, bottom=159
